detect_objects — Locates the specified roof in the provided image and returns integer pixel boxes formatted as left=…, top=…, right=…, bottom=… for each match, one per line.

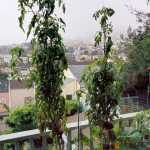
left=10, top=80, right=30, bottom=90
left=63, top=78, right=75, bottom=86
left=68, top=65, right=89, bottom=87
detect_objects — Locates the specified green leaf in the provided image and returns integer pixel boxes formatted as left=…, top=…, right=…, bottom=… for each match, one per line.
left=39, top=2, right=44, bottom=11
left=100, top=15, right=108, bottom=28
left=59, top=18, right=66, bottom=26
left=27, top=24, right=32, bottom=39
left=34, top=25, right=40, bottom=36
left=62, top=4, right=66, bottom=13
left=31, top=15, right=37, bottom=28
left=31, top=38, right=36, bottom=48
left=106, top=36, right=113, bottom=54
left=58, top=0, right=62, bottom=7
left=18, top=16, right=25, bottom=32
left=106, top=8, right=115, bottom=17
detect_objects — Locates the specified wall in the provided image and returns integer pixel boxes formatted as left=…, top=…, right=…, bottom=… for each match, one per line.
left=62, top=79, right=80, bottom=100
left=64, top=69, right=74, bottom=79
left=10, top=88, right=35, bottom=110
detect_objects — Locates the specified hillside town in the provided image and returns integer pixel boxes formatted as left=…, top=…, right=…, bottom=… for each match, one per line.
left=0, top=0, right=150, bottom=150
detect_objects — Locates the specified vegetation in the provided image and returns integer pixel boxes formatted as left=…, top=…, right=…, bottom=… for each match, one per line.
left=7, top=0, right=150, bottom=149
left=118, top=127, right=143, bottom=145
left=111, top=109, right=150, bottom=149
left=22, top=141, right=30, bottom=150
left=4, top=100, right=80, bottom=133
left=5, top=104, right=37, bottom=132
left=66, top=100, right=82, bottom=116
left=10, top=0, right=67, bottom=149
left=132, top=109, right=150, bottom=138
left=119, top=9, right=150, bottom=94
left=81, top=7, right=123, bottom=150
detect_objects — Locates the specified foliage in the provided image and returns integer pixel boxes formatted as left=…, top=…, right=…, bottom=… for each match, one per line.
left=5, top=104, right=37, bottom=132
left=116, top=110, right=150, bottom=147
left=21, top=141, right=30, bottom=150
left=119, top=10, right=150, bottom=91
left=11, top=0, right=68, bottom=148
left=113, top=121, right=143, bottom=147
left=118, top=127, right=143, bottom=145
left=132, top=109, right=150, bottom=136
left=4, top=100, right=81, bottom=134
left=81, top=7, right=123, bottom=150
left=113, top=121, right=123, bottom=138
left=4, top=142, right=15, bottom=150
left=66, top=100, right=82, bottom=116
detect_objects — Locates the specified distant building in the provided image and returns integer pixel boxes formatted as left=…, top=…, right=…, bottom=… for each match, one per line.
left=66, top=52, right=75, bottom=60
left=62, top=62, right=91, bottom=109
left=0, top=78, right=9, bottom=119
left=0, top=92, right=9, bottom=118
left=0, top=57, right=4, bottom=63
left=3, top=55, right=11, bottom=64
left=9, top=80, right=35, bottom=110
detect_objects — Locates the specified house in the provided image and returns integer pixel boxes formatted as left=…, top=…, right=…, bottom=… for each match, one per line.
left=62, top=61, right=91, bottom=101
left=8, top=61, right=91, bottom=110
left=0, top=92, right=9, bottom=118
left=9, top=80, right=35, bottom=110
left=8, top=62, right=87, bottom=110
left=0, top=79, right=9, bottom=120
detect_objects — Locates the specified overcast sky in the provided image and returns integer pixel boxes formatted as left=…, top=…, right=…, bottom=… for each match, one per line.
left=0, top=0, right=149, bottom=45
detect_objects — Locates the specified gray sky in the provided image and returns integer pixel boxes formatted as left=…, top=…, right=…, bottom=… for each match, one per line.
left=0, top=0, right=149, bottom=45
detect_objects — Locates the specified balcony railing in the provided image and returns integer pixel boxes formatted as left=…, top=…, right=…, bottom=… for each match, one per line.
left=0, top=112, right=140, bottom=150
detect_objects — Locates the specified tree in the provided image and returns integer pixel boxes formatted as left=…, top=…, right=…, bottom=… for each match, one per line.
left=81, top=7, right=123, bottom=150
left=10, top=1, right=67, bottom=149
left=120, top=9, right=150, bottom=94
left=5, top=104, right=37, bottom=132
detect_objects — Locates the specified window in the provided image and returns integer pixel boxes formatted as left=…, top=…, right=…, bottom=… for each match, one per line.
left=66, top=94, right=73, bottom=100
left=0, top=98, right=6, bottom=104
left=24, top=97, right=33, bottom=104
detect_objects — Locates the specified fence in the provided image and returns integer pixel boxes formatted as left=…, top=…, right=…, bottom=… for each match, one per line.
left=0, top=112, right=139, bottom=150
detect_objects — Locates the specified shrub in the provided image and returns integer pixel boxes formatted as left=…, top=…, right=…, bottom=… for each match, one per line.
left=66, top=100, right=82, bottom=116
left=5, top=104, right=37, bottom=132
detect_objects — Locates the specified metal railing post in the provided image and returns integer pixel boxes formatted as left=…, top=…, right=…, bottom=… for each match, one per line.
left=0, top=143, right=4, bottom=150
left=89, top=121, right=94, bottom=150
left=14, top=141, right=20, bottom=150
left=67, top=130, right=72, bottom=150
left=29, top=138, right=34, bottom=150
left=80, top=129, right=83, bottom=150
